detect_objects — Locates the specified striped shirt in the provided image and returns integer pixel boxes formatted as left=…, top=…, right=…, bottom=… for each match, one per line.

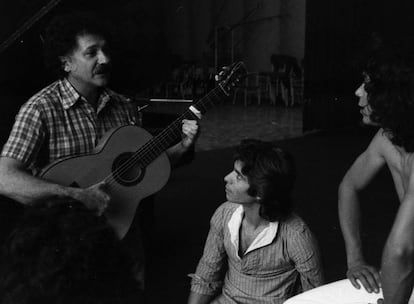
left=1, top=78, right=139, bottom=173
left=190, top=202, right=323, bottom=304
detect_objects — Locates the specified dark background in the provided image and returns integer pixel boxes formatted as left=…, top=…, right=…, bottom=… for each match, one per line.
left=0, top=0, right=411, bottom=302
left=1, top=0, right=414, bottom=136
left=304, top=0, right=414, bottom=131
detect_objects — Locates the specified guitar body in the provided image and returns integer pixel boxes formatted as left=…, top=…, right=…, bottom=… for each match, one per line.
left=39, top=62, right=246, bottom=238
left=40, top=125, right=171, bottom=238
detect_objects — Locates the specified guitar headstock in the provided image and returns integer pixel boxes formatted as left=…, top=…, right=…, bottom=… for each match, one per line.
left=216, top=62, right=247, bottom=95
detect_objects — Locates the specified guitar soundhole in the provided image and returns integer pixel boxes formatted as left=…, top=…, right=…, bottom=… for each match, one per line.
left=112, top=152, right=145, bottom=186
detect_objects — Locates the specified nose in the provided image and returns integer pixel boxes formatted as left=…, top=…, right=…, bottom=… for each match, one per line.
left=355, top=83, right=364, bottom=97
left=355, top=83, right=367, bottom=107
left=97, top=49, right=110, bottom=64
left=224, top=172, right=232, bottom=183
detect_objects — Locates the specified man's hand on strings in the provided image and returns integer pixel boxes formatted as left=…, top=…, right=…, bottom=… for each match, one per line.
left=181, top=119, right=200, bottom=149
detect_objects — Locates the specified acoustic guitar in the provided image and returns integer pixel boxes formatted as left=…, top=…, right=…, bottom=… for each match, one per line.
left=40, top=62, right=247, bottom=238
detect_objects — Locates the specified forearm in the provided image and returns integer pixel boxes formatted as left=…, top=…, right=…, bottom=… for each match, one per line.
left=338, top=182, right=365, bottom=266
left=167, top=141, right=194, bottom=166
left=0, top=165, right=81, bottom=205
left=381, top=241, right=414, bottom=304
left=298, top=253, right=324, bottom=290
left=291, top=228, right=324, bottom=290
left=187, top=291, right=213, bottom=304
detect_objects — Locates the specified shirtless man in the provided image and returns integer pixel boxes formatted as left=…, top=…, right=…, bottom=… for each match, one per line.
left=285, top=49, right=414, bottom=304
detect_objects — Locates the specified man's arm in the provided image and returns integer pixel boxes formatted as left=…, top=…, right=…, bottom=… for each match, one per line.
left=288, top=222, right=324, bottom=291
left=187, top=291, right=214, bottom=304
left=338, top=130, right=386, bottom=293
left=167, top=119, right=199, bottom=166
left=187, top=204, right=228, bottom=304
left=0, top=157, right=109, bottom=214
left=380, top=165, right=414, bottom=304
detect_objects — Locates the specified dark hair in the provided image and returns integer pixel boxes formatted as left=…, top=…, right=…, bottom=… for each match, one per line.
left=43, top=11, right=111, bottom=78
left=0, top=199, right=141, bottom=304
left=363, top=48, right=414, bottom=152
left=234, top=139, right=295, bottom=222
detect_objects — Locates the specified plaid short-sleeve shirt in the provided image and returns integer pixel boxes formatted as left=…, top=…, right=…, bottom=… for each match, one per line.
left=1, top=78, right=140, bottom=173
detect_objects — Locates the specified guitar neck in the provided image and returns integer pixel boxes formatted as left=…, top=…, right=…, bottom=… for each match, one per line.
left=138, top=85, right=228, bottom=166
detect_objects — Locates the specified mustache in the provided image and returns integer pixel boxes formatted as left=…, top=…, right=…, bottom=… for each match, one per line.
left=94, top=64, right=111, bottom=74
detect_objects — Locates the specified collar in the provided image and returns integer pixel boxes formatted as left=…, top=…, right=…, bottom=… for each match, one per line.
left=60, top=78, right=82, bottom=110
left=59, top=78, right=115, bottom=112
left=227, top=205, right=278, bottom=258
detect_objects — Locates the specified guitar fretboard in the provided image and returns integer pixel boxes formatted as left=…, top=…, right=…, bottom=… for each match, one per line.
left=135, top=85, right=228, bottom=167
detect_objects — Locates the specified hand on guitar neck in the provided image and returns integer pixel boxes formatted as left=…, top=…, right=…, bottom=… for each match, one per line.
left=39, top=62, right=247, bottom=238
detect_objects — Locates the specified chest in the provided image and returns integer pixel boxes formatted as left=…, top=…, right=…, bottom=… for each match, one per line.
left=238, top=225, right=264, bottom=257
left=42, top=102, right=135, bottom=163
left=225, top=229, right=293, bottom=275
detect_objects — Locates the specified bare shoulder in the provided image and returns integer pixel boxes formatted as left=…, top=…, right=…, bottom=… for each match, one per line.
left=366, top=129, right=392, bottom=154
left=371, top=129, right=413, bottom=166
left=361, top=128, right=400, bottom=165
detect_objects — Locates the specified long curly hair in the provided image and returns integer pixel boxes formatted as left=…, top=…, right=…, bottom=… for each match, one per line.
left=0, top=199, right=141, bottom=304
left=43, top=11, right=111, bottom=79
left=234, top=139, right=296, bottom=222
left=364, top=48, right=414, bottom=152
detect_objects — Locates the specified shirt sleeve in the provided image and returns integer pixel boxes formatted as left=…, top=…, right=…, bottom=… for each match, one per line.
left=1, top=101, right=45, bottom=168
left=189, top=204, right=228, bottom=296
left=287, top=221, right=324, bottom=291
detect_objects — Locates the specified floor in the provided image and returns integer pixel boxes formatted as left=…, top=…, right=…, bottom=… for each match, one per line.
left=196, top=103, right=303, bottom=151
left=148, top=99, right=304, bottom=151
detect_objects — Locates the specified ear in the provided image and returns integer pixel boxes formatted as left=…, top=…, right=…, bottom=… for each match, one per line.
left=59, top=56, right=71, bottom=73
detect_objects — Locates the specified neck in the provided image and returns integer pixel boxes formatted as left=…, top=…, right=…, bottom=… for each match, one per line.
left=242, top=203, right=268, bottom=228
left=67, top=76, right=100, bottom=107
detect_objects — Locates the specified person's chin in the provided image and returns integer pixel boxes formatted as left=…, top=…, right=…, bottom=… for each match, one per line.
left=95, top=74, right=110, bottom=86
left=361, top=115, right=374, bottom=125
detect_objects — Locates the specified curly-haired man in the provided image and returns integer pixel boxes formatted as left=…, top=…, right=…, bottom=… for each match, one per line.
left=285, top=47, right=414, bottom=304
left=0, top=11, right=199, bottom=291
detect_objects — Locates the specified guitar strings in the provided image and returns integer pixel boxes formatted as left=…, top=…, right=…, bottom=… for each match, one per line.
left=103, top=88, right=220, bottom=186
left=103, top=61, right=244, bottom=186
left=103, top=86, right=225, bottom=187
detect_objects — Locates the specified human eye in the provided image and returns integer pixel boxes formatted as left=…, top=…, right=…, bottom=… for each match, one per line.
left=84, top=48, right=97, bottom=57
left=363, top=74, right=370, bottom=84
left=236, top=172, right=245, bottom=181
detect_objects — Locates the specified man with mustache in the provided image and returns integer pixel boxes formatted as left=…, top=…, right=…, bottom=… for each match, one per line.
left=0, top=11, right=199, bottom=292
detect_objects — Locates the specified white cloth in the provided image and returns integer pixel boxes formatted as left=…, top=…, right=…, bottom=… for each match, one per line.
left=227, top=205, right=278, bottom=257
left=284, top=279, right=414, bottom=304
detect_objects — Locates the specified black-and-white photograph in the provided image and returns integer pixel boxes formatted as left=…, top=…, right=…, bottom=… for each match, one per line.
left=0, top=0, right=414, bottom=303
